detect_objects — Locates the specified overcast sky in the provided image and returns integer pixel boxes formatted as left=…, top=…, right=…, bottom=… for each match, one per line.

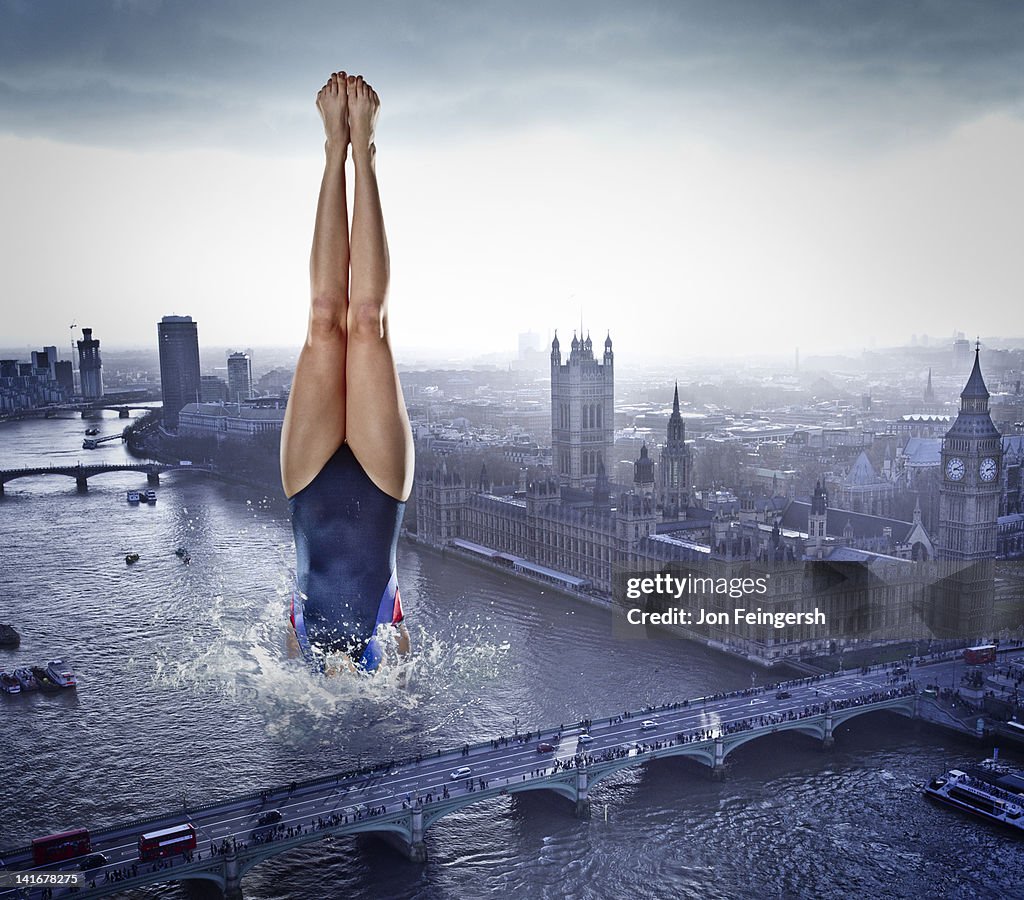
left=2, top=1, right=1022, bottom=363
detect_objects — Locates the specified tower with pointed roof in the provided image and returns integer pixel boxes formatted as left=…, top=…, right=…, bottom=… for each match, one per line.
left=808, top=480, right=828, bottom=560
left=633, top=442, right=655, bottom=493
left=935, top=343, right=1001, bottom=636
left=551, top=327, right=614, bottom=488
left=658, top=383, right=692, bottom=519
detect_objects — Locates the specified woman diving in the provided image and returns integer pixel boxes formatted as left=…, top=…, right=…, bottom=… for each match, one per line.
left=281, top=72, right=414, bottom=673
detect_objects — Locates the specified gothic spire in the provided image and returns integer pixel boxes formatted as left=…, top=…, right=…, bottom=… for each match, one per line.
left=961, top=344, right=989, bottom=402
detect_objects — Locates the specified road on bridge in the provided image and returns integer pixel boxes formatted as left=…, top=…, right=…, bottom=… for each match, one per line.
left=0, top=650, right=1005, bottom=898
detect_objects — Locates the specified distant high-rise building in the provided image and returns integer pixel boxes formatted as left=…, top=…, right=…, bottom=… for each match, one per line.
left=518, top=330, right=542, bottom=360
left=227, top=351, right=253, bottom=401
left=43, top=345, right=58, bottom=378
left=30, top=350, right=50, bottom=373
left=158, top=315, right=201, bottom=429
left=200, top=375, right=229, bottom=403
left=77, top=327, right=104, bottom=398
left=54, top=360, right=74, bottom=396
left=550, top=329, right=614, bottom=488
left=953, top=338, right=971, bottom=372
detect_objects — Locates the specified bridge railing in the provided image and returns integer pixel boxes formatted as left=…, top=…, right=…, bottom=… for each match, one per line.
left=0, top=672, right=928, bottom=860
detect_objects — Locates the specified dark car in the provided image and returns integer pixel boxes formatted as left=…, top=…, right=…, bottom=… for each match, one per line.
left=775, top=691, right=792, bottom=700
left=893, top=666, right=908, bottom=677
left=537, top=742, right=555, bottom=753
left=257, top=809, right=283, bottom=826
left=79, top=853, right=108, bottom=871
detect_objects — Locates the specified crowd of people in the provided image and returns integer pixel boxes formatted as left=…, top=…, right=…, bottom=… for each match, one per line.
left=27, top=657, right=1000, bottom=898
left=226, top=655, right=982, bottom=819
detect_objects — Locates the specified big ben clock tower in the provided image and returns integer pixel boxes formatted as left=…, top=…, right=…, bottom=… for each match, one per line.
left=935, top=343, right=1002, bottom=638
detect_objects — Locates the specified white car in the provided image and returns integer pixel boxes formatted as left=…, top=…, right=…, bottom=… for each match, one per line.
left=449, top=766, right=472, bottom=780
left=577, top=733, right=594, bottom=744
left=640, top=720, right=658, bottom=730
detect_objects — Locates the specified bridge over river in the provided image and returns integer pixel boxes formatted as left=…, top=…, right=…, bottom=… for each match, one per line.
left=0, top=653, right=1001, bottom=899
left=0, top=463, right=213, bottom=495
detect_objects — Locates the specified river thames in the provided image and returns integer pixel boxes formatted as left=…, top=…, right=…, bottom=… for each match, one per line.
left=1, top=412, right=1020, bottom=899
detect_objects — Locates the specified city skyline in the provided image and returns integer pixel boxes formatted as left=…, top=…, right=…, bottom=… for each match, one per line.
left=4, top=323, right=1024, bottom=372
left=1, top=3, right=1023, bottom=357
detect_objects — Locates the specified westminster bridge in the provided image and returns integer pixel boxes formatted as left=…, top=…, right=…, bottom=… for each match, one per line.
left=0, top=652, right=999, bottom=900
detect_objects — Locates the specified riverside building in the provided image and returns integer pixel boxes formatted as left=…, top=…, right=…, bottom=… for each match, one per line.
left=416, top=338, right=1006, bottom=664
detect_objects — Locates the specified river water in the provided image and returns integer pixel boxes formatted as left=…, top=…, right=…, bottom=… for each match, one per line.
left=0, top=413, right=1020, bottom=899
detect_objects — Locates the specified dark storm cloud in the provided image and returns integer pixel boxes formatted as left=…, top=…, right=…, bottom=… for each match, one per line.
left=1, top=0, right=1022, bottom=152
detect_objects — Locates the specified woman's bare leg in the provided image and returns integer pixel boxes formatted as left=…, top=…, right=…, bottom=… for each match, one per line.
left=344, top=75, right=414, bottom=502
left=280, top=72, right=352, bottom=498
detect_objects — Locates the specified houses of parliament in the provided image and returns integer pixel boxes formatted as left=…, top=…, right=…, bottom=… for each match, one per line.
left=415, top=333, right=1010, bottom=665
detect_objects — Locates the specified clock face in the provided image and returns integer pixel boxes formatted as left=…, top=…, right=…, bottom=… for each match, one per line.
left=946, top=457, right=965, bottom=481
left=979, top=457, right=998, bottom=482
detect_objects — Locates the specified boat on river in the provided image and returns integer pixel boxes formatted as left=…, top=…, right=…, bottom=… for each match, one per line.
left=925, top=759, right=1024, bottom=833
left=46, top=659, right=78, bottom=688
left=14, top=668, right=39, bottom=691
left=0, top=671, right=21, bottom=694
left=30, top=666, right=62, bottom=692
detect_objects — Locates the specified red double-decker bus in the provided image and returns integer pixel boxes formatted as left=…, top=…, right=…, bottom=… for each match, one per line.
left=31, top=828, right=91, bottom=865
left=138, top=822, right=197, bottom=862
left=963, top=645, right=997, bottom=665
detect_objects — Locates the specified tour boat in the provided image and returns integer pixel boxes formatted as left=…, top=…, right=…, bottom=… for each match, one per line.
left=30, top=666, right=61, bottom=692
left=925, top=762, right=1024, bottom=833
left=145, top=489, right=157, bottom=503
left=45, top=660, right=77, bottom=688
left=127, top=490, right=141, bottom=503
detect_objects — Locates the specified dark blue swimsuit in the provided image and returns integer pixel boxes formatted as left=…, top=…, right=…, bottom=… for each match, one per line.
left=289, top=443, right=405, bottom=672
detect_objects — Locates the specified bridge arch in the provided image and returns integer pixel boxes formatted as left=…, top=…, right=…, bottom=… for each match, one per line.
left=587, top=741, right=719, bottom=790
left=177, top=869, right=226, bottom=889
left=720, top=724, right=826, bottom=761
left=831, top=698, right=916, bottom=730
left=235, top=818, right=413, bottom=879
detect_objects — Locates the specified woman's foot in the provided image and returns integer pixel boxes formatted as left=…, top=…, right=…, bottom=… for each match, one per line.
left=346, top=74, right=379, bottom=160
left=316, top=71, right=349, bottom=152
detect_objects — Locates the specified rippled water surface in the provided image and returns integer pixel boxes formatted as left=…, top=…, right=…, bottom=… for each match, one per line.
left=1, top=413, right=1020, bottom=899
